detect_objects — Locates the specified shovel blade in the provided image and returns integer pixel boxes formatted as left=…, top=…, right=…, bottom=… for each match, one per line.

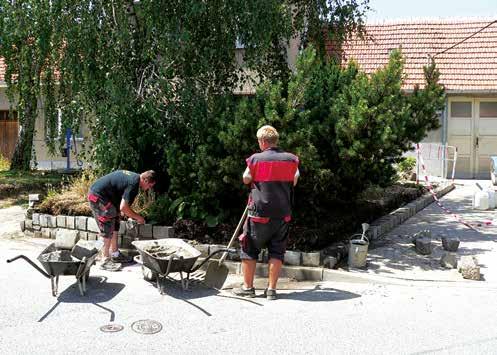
left=203, top=261, right=229, bottom=289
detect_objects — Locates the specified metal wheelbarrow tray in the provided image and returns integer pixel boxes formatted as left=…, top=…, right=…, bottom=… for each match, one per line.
left=7, top=242, right=100, bottom=297
left=132, top=238, right=234, bottom=294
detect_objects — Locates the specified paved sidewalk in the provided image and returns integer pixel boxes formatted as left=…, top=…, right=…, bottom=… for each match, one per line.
left=350, top=180, right=497, bottom=283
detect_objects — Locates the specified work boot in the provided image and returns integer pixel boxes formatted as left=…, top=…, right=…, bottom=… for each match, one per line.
left=264, top=288, right=277, bottom=300
left=232, top=286, right=256, bottom=298
left=110, top=250, right=133, bottom=264
left=100, top=259, right=122, bottom=272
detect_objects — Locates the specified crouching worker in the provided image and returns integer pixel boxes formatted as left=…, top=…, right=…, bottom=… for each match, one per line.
left=88, top=170, right=156, bottom=271
left=233, top=125, right=299, bottom=300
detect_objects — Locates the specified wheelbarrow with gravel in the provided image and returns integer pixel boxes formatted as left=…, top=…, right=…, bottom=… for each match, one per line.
left=132, top=238, right=236, bottom=294
left=6, top=240, right=102, bottom=297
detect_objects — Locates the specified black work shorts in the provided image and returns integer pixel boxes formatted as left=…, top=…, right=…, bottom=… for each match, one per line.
left=239, top=217, right=289, bottom=261
left=88, top=193, right=119, bottom=239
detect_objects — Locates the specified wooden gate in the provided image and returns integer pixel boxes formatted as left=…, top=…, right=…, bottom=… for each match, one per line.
left=0, top=119, right=19, bottom=159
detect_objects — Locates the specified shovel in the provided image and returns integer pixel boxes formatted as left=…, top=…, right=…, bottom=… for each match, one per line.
left=204, top=206, right=248, bottom=289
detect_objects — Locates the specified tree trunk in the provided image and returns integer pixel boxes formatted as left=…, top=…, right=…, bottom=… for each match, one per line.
left=9, top=94, right=37, bottom=171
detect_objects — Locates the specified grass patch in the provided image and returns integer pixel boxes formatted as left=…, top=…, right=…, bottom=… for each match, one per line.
left=0, top=170, right=67, bottom=206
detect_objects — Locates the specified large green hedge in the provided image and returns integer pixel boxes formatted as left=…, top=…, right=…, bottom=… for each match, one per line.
left=145, top=47, right=445, bottom=227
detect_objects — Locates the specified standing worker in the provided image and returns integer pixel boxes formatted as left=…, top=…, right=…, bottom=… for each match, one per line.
left=233, top=125, right=299, bottom=300
left=88, top=170, right=156, bottom=271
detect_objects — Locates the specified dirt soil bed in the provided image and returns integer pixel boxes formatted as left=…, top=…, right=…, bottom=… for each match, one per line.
left=174, top=183, right=428, bottom=252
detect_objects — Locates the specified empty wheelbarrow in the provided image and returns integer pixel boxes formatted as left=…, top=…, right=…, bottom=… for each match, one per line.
left=7, top=241, right=101, bottom=297
left=132, top=238, right=236, bottom=294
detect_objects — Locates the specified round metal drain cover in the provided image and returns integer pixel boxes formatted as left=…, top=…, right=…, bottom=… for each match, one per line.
left=131, top=319, right=162, bottom=335
left=100, top=324, right=124, bottom=333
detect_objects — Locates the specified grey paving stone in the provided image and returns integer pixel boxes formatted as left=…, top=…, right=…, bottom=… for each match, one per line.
left=40, top=214, right=48, bottom=228
left=19, top=221, right=25, bottom=232
left=440, top=252, right=458, bottom=269
left=280, top=265, right=323, bottom=281
left=415, top=237, right=432, bottom=255
left=87, top=218, right=100, bottom=233
left=32, top=213, right=40, bottom=226
left=458, top=256, right=481, bottom=280
left=153, top=225, right=174, bottom=239
left=28, top=194, right=40, bottom=202
left=284, top=250, right=301, bottom=266
left=25, top=219, right=33, bottom=230
left=302, top=252, right=321, bottom=267
left=87, top=232, right=98, bottom=241
left=323, top=256, right=338, bottom=269
left=41, top=228, right=51, bottom=239
left=47, top=215, right=57, bottom=228
left=139, top=224, right=153, bottom=238
left=56, top=215, right=66, bottom=228
left=66, top=216, right=75, bottom=229
left=76, top=216, right=88, bottom=231
left=34, top=231, right=43, bottom=238
left=55, top=229, right=80, bottom=249
left=442, top=236, right=460, bottom=252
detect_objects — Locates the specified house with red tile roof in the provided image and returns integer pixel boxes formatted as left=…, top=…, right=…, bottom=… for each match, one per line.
left=338, top=18, right=497, bottom=179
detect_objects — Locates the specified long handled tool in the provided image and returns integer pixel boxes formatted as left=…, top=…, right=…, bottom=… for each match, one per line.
left=203, top=205, right=248, bottom=289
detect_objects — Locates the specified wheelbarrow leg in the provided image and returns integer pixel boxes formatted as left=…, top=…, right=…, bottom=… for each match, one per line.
left=157, top=275, right=166, bottom=295
left=77, top=276, right=86, bottom=296
left=51, top=276, right=59, bottom=297
left=179, top=271, right=186, bottom=291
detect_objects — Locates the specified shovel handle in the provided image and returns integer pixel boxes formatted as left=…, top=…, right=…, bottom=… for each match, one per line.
left=219, top=206, right=248, bottom=264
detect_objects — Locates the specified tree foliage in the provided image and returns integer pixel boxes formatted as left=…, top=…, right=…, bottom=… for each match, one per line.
left=214, top=47, right=445, bottom=225
left=0, top=0, right=368, bottom=171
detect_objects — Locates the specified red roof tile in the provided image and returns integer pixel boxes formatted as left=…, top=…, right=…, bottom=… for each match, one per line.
left=336, top=19, right=497, bottom=92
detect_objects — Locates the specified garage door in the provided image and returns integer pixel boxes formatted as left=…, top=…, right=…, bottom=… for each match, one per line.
left=448, top=98, right=497, bottom=178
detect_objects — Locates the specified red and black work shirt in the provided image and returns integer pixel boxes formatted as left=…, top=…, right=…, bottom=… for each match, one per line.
left=246, top=147, right=299, bottom=220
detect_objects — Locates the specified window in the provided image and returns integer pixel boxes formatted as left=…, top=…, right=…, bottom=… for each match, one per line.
left=480, top=102, right=497, bottom=118
left=0, top=110, right=18, bottom=120
left=450, top=102, right=472, bottom=118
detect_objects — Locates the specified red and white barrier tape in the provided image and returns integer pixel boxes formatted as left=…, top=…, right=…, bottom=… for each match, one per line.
left=416, top=143, right=496, bottom=231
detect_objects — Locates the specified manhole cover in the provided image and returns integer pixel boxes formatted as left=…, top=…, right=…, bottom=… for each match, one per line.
left=99, top=324, right=124, bottom=333
left=131, top=319, right=162, bottom=335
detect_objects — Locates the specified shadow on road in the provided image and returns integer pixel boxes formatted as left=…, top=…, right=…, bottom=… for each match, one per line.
left=38, top=276, right=124, bottom=322
left=140, top=271, right=264, bottom=317
left=276, top=284, right=361, bottom=302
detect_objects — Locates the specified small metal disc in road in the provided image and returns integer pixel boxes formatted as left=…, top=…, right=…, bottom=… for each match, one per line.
left=131, top=319, right=163, bottom=335
left=100, top=324, right=124, bottom=333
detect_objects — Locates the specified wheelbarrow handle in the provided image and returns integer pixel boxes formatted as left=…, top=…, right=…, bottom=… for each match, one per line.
left=6, top=255, right=51, bottom=279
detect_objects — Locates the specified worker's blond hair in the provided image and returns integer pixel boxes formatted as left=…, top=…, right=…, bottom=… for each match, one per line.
left=256, top=125, right=279, bottom=145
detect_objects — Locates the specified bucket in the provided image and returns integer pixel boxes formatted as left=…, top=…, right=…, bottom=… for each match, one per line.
left=348, top=235, right=369, bottom=268
left=473, top=183, right=490, bottom=210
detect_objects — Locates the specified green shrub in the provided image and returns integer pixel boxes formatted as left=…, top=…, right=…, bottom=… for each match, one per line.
left=396, top=156, right=417, bottom=181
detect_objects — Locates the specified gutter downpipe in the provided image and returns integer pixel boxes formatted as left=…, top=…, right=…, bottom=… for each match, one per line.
left=441, top=97, right=449, bottom=179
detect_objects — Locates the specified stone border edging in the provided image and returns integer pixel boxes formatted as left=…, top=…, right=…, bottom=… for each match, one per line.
left=21, top=183, right=455, bottom=274
left=366, top=182, right=455, bottom=241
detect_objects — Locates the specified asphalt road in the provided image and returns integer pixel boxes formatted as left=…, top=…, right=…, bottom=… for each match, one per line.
left=2, top=234, right=497, bottom=355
